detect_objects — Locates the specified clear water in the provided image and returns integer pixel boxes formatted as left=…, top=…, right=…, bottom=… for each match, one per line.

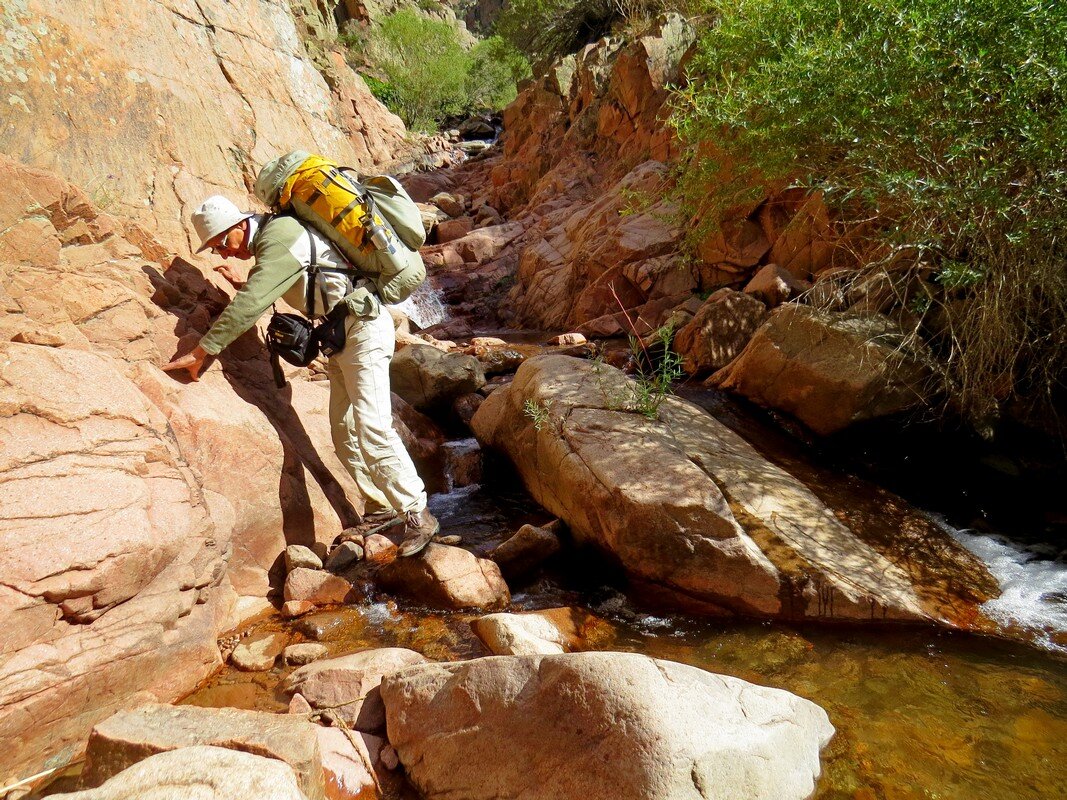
left=180, top=473, right=1067, bottom=800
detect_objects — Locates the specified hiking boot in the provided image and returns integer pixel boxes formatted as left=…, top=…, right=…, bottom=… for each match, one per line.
left=398, top=508, right=439, bottom=557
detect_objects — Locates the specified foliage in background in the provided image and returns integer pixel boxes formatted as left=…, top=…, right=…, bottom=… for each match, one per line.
left=363, top=10, right=471, bottom=130
left=352, top=11, right=529, bottom=131
left=467, top=36, right=532, bottom=110
left=671, top=0, right=1067, bottom=432
left=495, top=0, right=710, bottom=65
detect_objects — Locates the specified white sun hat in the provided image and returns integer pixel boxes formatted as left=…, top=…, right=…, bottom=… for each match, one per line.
left=191, top=195, right=253, bottom=253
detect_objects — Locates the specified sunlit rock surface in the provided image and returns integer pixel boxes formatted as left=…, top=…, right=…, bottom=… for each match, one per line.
left=472, top=355, right=998, bottom=625
left=381, top=652, right=835, bottom=800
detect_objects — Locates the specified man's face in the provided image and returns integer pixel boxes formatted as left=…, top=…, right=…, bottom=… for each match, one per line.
left=207, top=221, right=251, bottom=260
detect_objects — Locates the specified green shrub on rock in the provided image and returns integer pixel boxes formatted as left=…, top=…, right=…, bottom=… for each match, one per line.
left=672, top=0, right=1067, bottom=431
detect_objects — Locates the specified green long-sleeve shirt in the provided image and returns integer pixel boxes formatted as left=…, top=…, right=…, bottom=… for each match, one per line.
left=199, top=215, right=307, bottom=355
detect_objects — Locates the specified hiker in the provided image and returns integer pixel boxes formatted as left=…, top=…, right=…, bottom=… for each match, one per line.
left=161, top=194, right=439, bottom=557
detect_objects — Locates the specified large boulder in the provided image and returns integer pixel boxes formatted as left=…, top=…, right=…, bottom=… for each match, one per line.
left=377, top=544, right=511, bottom=611
left=380, top=652, right=835, bottom=800
left=81, top=704, right=325, bottom=800
left=673, top=288, right=768, bottom=374
left=390, top=344, right=486, bottom=411
left=46, top=745, right=306, bottom=800
left=471, top=355, right=998, bottom=625
left=281, top=648, right=428, bottom=731
left=711, top=305, right=933, bottom=435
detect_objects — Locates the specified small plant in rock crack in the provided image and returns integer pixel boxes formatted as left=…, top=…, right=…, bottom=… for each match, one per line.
left=603, top=282, right=685, bottom=420
left=627, top=323, right=684, bottom=420
left=523, top=398, right=551, bottom=431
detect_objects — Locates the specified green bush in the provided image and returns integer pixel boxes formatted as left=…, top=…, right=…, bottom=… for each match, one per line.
left=467, top=36, right=532, bottom=110
left=365, top=9, right=471, bottom=131
left=355, top=11, right=530, bottom=130
left=672, top=0, right=1067, bottom=430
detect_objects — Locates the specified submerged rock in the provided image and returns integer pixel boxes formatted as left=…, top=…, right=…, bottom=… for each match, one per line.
left=471, top=355, right=997, bottom=625
left=49, top=745, right=305, bottom=800
left=380, top=652, right=834, bottom=800
left=377, top=544, right=510, bottom=611
left=711, top=305, right=933, bottom=435
left=81, top=704, right=325, bottom=800
left=281, top=648, right=428, bottom=732
left=284, top=643, right=329, bottom=667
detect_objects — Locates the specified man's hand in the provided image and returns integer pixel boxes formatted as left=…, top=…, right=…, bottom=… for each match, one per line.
left=214, top=264, right=245, bottom=289
left=162, top=344, right=209, bottom=381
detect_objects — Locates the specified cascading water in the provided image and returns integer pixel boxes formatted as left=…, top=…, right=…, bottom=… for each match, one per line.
left=948, top=523, right=1067, bottom=652
left=390, top=280, right=449, bottom=330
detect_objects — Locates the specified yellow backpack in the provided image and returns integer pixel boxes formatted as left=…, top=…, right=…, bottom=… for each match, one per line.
left=254, top=151, right=426, bottom=304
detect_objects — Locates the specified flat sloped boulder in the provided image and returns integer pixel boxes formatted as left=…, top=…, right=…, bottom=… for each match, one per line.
left=46, top=745, right=305, bottom=800
left=471, top=355, right=997, bottom=626
left=81, top=704, right=324, bottom=800
left=379, top=652, right=834, bottom=800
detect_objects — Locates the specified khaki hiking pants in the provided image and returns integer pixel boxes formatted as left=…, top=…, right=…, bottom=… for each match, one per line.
left=328, top=307, right=427, bottom=516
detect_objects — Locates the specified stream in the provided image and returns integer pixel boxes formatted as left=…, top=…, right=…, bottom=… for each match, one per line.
left=179, top=346, right=1067, bottom=800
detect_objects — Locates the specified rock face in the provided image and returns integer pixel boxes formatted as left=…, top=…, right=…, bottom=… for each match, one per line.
left=711, top=305, right=933, bottom=435
left=49, top=745, right=306, bottom=800
left=82, top=704, right=325, bottom=800
left=380, top=652, right=835, bottom=800
left=1, top=0, right=409, bottom=251
left=281, top=648, right=428, bottom=731
left=673, top=289, right=768, bottom=374
left=0, top=138, right=396, bottom=779
left=472, top=355, right=998, bottom=625
left=390, top=344, right=487, bottom=410
left=377, top=544, right=511, bottom=611
left=0, top=341, right=231, bottom=784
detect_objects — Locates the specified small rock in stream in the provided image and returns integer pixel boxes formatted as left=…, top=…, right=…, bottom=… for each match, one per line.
left=284, top=643, right=330, bottom=667
left=325, top=541, right=364, bottom=572
left=230, top=632, right=287, bottom=672
left=491, top=520, right=565, bottom=580
left=285, top=544, right=323, bottom=572
left=284, top=568, right=353, bottom=605
left=363, top=534, right=398, bottom=564
left=434, top=534, right=462, bottom=546
left=380, top=744, right=399, bottom=770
